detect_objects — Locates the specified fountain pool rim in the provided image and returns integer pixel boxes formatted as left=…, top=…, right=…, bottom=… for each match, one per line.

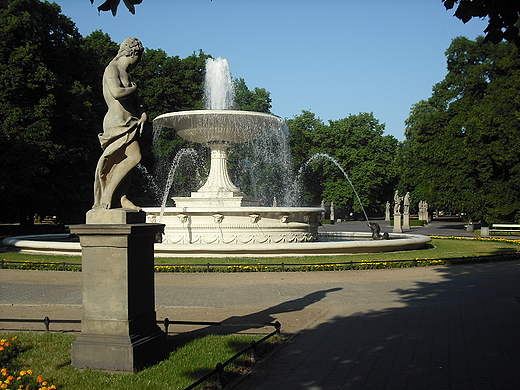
left=2, top=232, right=431, bottom=258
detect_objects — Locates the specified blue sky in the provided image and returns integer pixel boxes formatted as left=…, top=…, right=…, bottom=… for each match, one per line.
left=54, top=0, right=488, bottom=140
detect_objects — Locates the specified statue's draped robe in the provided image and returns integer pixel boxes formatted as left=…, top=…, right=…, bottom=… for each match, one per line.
left=93, top=116, right=141, bottom=208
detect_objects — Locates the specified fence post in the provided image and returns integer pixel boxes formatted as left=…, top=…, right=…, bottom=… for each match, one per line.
left=250, top=340, right=257, bottom=363
left=43, top=316, right=51, bottom=332
left=274, top=321, right=281, bottom=336
left=214, top=362, right=224, bottom=389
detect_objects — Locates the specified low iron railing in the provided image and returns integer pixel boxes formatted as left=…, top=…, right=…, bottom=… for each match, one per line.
left=183, top=321, right=281, bottom=390
left=0, top=316, right=279, bottom=334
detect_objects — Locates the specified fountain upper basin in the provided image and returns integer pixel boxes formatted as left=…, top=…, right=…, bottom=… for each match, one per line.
left=154, top=110, right=285, bottom=144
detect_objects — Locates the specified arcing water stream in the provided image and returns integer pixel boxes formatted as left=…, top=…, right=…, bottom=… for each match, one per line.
left=303, top=153, right=370, bottom=223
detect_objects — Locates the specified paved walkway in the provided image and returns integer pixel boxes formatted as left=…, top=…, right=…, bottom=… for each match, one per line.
left=2, top=219, right=520, bottom=389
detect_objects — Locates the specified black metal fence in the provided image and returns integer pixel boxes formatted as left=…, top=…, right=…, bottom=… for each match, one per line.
left=183, top=321, right=281, bottom=390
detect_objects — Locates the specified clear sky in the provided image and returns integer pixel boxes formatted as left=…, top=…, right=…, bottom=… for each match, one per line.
left=53, top=0, right=489, bottom=140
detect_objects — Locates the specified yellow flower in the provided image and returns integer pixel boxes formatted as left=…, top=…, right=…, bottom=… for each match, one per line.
left=26, top=371, right=32, bottom=376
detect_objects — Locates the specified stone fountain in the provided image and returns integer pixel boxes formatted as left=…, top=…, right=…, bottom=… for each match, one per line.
left=143, top=58, right=323, bottom=245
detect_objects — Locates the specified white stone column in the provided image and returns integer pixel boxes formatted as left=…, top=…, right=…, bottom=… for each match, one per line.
left=393, top=213, right=402, bottom=233
left=403, top=212, right=410, bottom=230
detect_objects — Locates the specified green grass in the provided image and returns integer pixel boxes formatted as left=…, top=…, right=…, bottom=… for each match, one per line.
left=1, top=331, right=282, bottom=390
left=2, top=237, right=520, bottom=268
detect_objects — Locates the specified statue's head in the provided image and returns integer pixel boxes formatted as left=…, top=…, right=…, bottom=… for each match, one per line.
left=117, top=37, right=144, bottom=59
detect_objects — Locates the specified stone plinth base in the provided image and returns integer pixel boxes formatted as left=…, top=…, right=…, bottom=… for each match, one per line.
left=393, top=213, right=403, bottom=233
left=86, top=208, right=145, bottom=224
left=70, top=211, right=165, bottom=372
left=71, top=328, right=165, bottom=372
left=403, top=212, right=410, bottom=230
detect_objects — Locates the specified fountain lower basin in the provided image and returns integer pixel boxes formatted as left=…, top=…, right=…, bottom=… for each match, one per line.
left=2, top=230, right=431, bottom=258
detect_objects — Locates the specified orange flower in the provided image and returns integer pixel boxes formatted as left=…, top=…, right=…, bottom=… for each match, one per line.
left=37, top=375, right=44, bottom=383
left=0, top=347, right=4, bottom=351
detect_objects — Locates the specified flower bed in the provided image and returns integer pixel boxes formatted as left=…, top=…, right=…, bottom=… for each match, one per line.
left=1, top=337, right=57, bottom=390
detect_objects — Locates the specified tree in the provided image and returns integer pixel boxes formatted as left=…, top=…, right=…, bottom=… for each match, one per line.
left=402, top=36, right=520, bottom=222
left=443, top=0, right=520, bottom=45
left=287, top=111, right=399, bottom=217
left=233, top=78, right=272, bottom=113
left=0, top=0, right=102, bottom=224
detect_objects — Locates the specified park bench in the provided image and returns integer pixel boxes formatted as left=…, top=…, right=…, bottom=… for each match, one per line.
left=489, top=224, right=520, bottom=235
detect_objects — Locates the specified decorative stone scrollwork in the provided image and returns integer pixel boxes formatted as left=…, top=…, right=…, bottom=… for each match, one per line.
left=303, top=214, right=310, bottom=223
left=177, top=213, right=188, bottom=224
left=212, top=213, right=224, bottom=224
left=280, top=215, right=290, bottom=223
left=249, top=214, right=260, bottom=224
left=147, top=215, right=157, bottom=223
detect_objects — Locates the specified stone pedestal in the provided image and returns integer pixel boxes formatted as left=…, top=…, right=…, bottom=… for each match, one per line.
left=403, top=212, right=410, bottom=230
left=70, top=209, right=166, bottom=372
left=393, top=213, right=402, bottom=233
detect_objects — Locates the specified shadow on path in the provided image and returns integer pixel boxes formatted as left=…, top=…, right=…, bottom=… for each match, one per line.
left=235, top=262, right=520, bottom=389
left=169, top=287, right=343, bottom=348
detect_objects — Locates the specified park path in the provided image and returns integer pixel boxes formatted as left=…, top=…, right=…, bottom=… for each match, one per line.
left=2, top=219, right=520, bottom=388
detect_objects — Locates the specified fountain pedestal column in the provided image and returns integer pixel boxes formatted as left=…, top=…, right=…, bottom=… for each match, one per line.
left=174, top=141, right=259, bottom=208
left=70, top=209, right=165, bottom=372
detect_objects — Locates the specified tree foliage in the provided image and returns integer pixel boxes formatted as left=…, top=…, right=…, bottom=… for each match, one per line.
left=443, top=0, right=520, bottom=46
left=402, top=36, right=520, bottom=222
left=233, top=78, right=272, bottom=113
left=287, top=110, right=399, bottom=218
left=0, top=0, right=102, bottom=224
left=90, top=0, right=142, bottom=16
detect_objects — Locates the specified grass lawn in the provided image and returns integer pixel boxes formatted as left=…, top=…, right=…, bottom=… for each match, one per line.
left=1, top=237, right=520, bottom=267
left=0, top=332, right=282, bottom=390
